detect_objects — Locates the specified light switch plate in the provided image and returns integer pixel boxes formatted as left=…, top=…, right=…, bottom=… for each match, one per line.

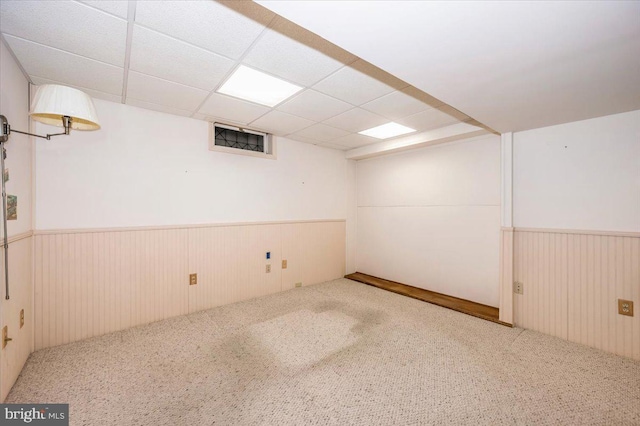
left=189, top=273, right=197, bottom=285
left=20, top=309, right=24, bottom=328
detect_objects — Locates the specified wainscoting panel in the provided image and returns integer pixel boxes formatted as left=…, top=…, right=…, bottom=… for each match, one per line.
left=1, top=234, right=34, bottom=402
left=34, top=229, right=189, bottom=350
left=34, top=221, right=346, bottom=350
left=282, top=221, right=346, bottom=291
left=513, top=229, right=640, bottom=360
left=498, top=228, right=514, bottom=324
left=187, top=224, right=284, bottom=314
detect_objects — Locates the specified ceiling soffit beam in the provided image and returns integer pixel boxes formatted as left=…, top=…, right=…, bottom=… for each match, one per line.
left=345, top=123, right=488, bottom=160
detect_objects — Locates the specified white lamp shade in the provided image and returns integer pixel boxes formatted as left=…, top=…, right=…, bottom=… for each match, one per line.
left=30, top=84, right=100, bottom=130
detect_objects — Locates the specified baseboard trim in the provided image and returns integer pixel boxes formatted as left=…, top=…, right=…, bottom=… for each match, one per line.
left=345, top=272, right=511, bottom=327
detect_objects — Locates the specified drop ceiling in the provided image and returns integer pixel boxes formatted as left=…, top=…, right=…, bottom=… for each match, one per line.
left=0, top=0, right=485, bottom=151
left=257, top=0, right=640, bottom=133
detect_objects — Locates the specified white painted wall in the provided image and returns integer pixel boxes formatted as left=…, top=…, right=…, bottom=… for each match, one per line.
left=0, top=41, right=32, bottom=236
left=356, top=135, right=501, bottom=307
left=35, top=99, right=351, bottom=230
left=345, top=159, right=356, bottom=274
left=513, top=110, right=640, bottom=232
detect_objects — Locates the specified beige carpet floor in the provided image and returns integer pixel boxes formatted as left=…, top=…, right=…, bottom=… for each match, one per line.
left=6, top=278, right=640, bottom=425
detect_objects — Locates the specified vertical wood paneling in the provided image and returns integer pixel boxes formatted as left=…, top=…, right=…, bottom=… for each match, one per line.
left=187, top=224, right=286, bottom=314
left=513, top=230, right=523, bottom=325
left=282, top=223, right=304, bottom=291
left=513, top=229, right=640, bottom=361
left=281, top=221, right=345, bottom=290
left=632, top=237, right=640, bottom=360
left=1, top=236, right=34, bottom=401
left=34, top=228, right=190, bottom=350
left=498, top=228, right=514, bottom=324
left=33, top=221, right=346, bottom=349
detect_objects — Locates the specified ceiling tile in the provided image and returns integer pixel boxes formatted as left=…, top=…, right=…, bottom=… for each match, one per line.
left=4, top=35, right=123, bottom=95
left=80, top=0, right=129, bottom=18
left=0, top=0, right=127, bottom=66
left=396, top=108, right=459, bottom=132
left=135, top=1, right=274, bottom=60
left=198, top=93, right=270, bottom=125
left=243, top=18, right=351, bottom=86
left=323, top=108, right=388, bottom=133
left=192, top=113, right=246, bottom=128
left=313, top=60, right=395, bottom=105
left=250, top=110, right=314, bottom=135
left=130, top=26, right=235, bottom=91
left=126, top=99, right=193, bottom=117
left=286, top=134, right=319, bottom=145
left=293, top=123, right=349, bottom=142
left=317, top=142, right=349, bottom=151
left=331, top=133, right=379, bottom=149
left=276, top=90, right=352, bottom=122
left=30, top=76, right=122, bottom=103
left=126, top=71, right=209, bottom=111
left=361, top=90, right=431, bottom=120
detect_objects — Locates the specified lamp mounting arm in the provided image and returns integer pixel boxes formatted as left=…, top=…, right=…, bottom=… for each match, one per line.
left=1, top=114, right=72, bottom=142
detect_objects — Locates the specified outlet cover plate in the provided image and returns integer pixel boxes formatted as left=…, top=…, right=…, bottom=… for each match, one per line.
left=282, top=259, right=287, bottom=269
left=618, top=299, right=634, bottom=317
left=189, top=273, right=197, bottom=285
left=20, top=309, right=24, bottom=328
left=266, top=264, right=271, bottom=273
left=295, top=282, right=302, bottom=288
left=513, top=281, right=524, bottom=295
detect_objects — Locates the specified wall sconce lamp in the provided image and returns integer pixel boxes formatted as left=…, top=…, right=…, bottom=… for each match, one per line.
left=0, top=84, right=100, bottom=299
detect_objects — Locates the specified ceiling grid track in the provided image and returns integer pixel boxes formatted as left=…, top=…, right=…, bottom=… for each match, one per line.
left=231, top=17, right=362, bottom=134
left=0, top=0, right=497, bottom=151
left=244, top=55, right=361, bottom=137
left=189, top=14, right=278, bottom=119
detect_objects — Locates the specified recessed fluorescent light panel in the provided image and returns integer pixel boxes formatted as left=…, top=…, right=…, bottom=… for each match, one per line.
left=359, top=122, right=416, bottom=139
left=217, top=65, right=303, bottom=107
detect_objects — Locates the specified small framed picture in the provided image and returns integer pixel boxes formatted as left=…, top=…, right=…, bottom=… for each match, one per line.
left=7, top=195, right=17, bottom=220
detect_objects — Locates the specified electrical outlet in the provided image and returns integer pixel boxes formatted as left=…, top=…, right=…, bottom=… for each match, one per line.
left=295, top=282, right=302, bottom=288
left=618, top=299, right=634, bottom=317
left=189, top=273, right=197, bottom=285
left=266, top=264, right=271, bottom=273
left=513, top=281, right=524, bottom=295
left=282, top=259, right=287, bottom=269
left=20, top=309, right=24, bottom=328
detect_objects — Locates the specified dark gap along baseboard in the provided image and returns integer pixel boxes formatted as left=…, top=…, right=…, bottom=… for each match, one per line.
left=345, top=272, right=511, bottom=327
